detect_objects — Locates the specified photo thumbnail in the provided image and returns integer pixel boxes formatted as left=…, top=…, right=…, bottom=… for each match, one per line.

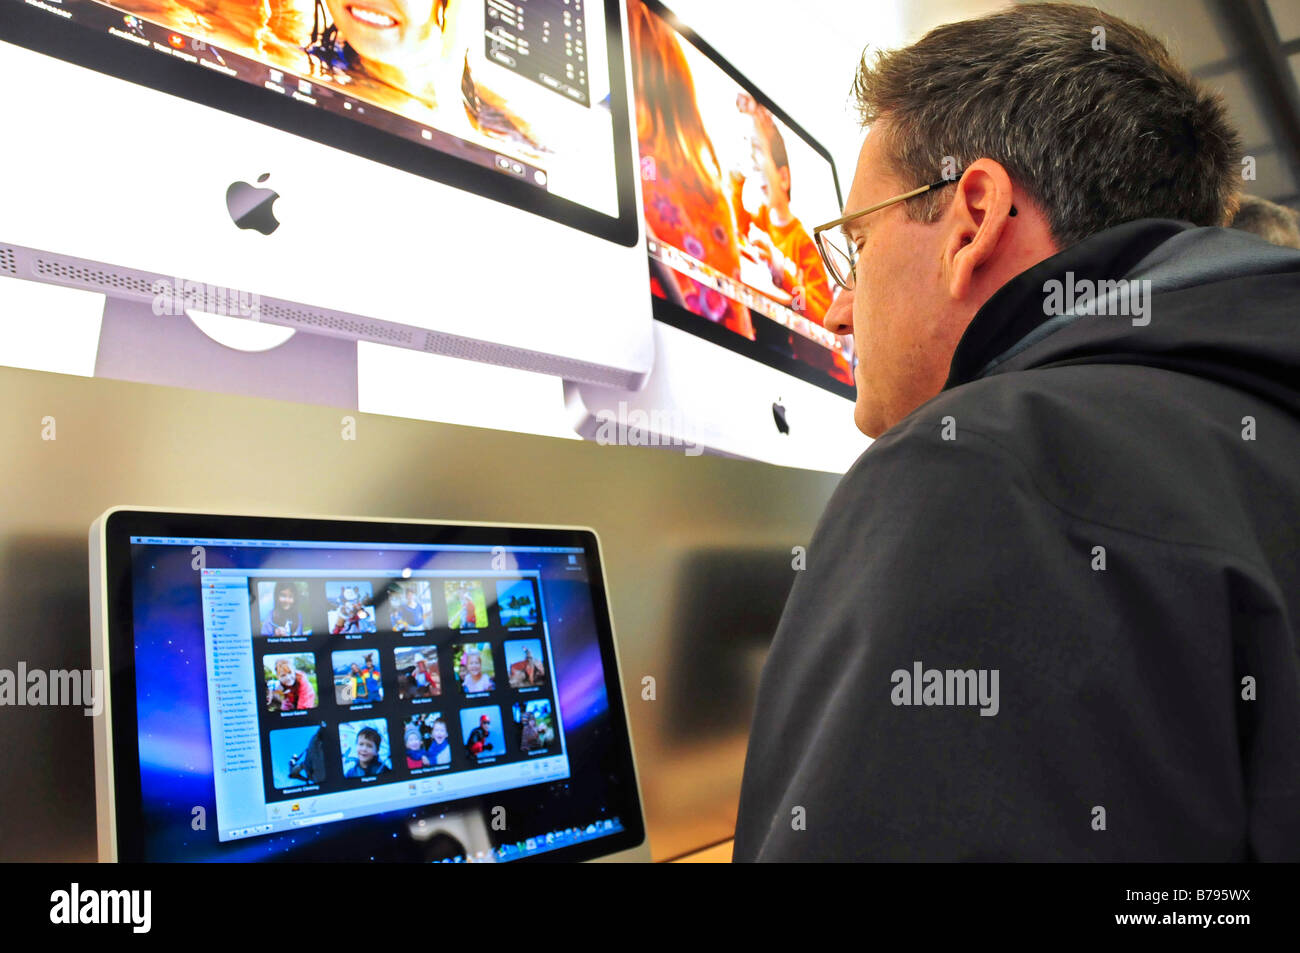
left=386, top=580, right=435, bottom=633
left=452, top=642, right=496, bottom=694
left=327, top=581, right=377, bottom=634
left=332, top=648, right=384, bottom=705
left=395, top=644, right=441, bottom=700
left=513, top=698, right=557, bottom=754
left=445, top=579, right=488, bottom=630
left=404, top=713, right=452, bottom=770
left=257, top=580, right=312, bottom=637
left=496, top=578, right=539, bottom=628
left=504, top=639, right=547, bottom=689
left=340, top=718, right=392, bottom=779
left=270, top=723, right=327, bottom=789
left=263, top=652, right=319, bottom=712
left=460, top=706, right=504, bottom=761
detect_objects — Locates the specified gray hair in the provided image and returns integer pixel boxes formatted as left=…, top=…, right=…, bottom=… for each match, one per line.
left=851, top=2, right=1242, bottom=248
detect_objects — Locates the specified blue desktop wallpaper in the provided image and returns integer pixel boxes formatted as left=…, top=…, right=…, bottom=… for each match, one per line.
left=129, top=543, right=613, bottom=861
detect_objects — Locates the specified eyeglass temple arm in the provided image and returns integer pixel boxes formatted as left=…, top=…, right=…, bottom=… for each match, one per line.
left=813, top=178, right=957, bottom=235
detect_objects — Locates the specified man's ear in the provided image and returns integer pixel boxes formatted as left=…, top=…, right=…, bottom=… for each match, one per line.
left=944, top=159, right=1016, bottom=300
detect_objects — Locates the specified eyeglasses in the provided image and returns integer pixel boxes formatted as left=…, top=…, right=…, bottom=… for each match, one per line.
left=813, top=175, right=963, bottom=292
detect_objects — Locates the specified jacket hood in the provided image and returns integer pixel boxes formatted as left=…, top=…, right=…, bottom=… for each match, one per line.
left=945, top=218, right=1300, bottom=417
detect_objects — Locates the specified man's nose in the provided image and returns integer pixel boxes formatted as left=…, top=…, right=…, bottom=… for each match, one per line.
left=823, top=289, right=854, bottom=336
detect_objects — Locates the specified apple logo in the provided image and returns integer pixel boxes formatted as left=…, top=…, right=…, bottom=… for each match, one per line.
left=772, top=399, right=790, bottom=435
left=225, top=173, right=280, bottom=235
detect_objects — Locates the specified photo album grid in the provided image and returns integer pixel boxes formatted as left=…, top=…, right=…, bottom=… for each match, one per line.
left=249, top=575, right=555, bottom=803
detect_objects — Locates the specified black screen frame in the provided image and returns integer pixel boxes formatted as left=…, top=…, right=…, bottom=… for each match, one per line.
left=1, top=0, right=640, bottom=246
left=99, top=508, right=647, bottom=863
left=634, top=0, right=856, bottom=400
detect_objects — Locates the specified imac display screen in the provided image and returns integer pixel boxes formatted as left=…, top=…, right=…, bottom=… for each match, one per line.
left=628, top=0, right=856, bottom=397
left=105, top=515, right=643, bottom=862
left=4, top=0, right=636, bottom=236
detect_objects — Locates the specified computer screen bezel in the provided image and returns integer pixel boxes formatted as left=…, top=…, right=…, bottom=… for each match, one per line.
left=633, top=0, right=855, bottom=399
left=98, top=507, right=647, bottom=863
left=1, top=0, right=639, bottom=246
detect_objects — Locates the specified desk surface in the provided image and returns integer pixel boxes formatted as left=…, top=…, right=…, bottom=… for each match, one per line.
left=671, top=840, right=734, bottom=863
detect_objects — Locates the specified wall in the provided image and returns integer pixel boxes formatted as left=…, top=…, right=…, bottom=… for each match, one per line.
left=0, top=363, right=841, bottom=861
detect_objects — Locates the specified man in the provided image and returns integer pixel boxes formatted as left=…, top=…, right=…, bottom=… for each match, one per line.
left=734, top=3, right=1300, bottom=861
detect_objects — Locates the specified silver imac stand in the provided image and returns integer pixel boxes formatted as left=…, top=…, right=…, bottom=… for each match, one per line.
left=95, top=296, right=359, bottom=408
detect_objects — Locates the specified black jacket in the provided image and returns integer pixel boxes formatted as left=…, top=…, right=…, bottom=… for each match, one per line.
left=733, top=219, right=1300, bottom=861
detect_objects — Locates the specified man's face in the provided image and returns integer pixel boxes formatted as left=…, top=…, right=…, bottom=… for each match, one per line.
left=822, top=125, right=966, bottom=438
left=323, top=0, right=443, bottom=65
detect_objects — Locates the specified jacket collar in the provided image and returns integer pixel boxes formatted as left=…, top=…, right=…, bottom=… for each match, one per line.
left=943, top=219, right=1192, bottom=389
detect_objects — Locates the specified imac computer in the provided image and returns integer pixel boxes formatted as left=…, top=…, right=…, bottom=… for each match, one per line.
left=0, top=0, right=654, bottom=403
left=566, top=0, right=868, bottom=472
left=89, top=507, right=649, bottom=862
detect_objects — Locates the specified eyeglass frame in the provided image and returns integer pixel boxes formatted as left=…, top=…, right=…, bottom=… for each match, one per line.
left=813, top=173, right=1016, bottom=292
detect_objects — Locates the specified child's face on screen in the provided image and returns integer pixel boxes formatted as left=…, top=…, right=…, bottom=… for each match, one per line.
left=277, top=588, right=295, bottom=611
left=749, top=133, right=789, bottom=211
left=357, top=734, right=377, bottom=764
left=323, top=0, right=445, bottom=66
left=432, top=722, right=447, bottom=743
